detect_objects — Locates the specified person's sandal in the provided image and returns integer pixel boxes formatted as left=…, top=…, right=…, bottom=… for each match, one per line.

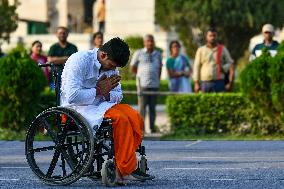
left=127, top=168, right=155, bottom=181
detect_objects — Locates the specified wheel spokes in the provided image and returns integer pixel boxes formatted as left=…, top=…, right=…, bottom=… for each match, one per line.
left=60, top=148, right=76, bottom=170
left=32, top=145, right=56, bottom=153
left=46, top=149, right=61, bottom=177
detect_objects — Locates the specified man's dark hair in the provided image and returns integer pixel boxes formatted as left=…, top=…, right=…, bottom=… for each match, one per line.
left=207, top=27, right=217, bottom=33
left=92, top=31, right=103, bottom=41
left=99, top=37, right=130, bottom=67
left=57, top=26, right=69, bottom=33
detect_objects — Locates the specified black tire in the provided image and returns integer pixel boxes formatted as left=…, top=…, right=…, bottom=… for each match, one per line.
left=25, top=107, right=95, bottom=186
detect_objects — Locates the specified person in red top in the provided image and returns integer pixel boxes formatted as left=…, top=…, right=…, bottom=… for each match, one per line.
left=30, top=40, right=50, bottom=85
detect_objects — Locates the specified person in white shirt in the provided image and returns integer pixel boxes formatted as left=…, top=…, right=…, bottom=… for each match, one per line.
left=61, top=38, right=154, bottom=183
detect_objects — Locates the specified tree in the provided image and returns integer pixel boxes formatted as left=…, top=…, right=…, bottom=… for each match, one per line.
left=155, top=0, right=284, bottom=60
left=0, top=0, right=18, bottom=42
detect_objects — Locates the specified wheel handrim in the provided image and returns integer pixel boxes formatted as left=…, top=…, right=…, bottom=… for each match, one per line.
left=25, top=108, right=94, bottom=185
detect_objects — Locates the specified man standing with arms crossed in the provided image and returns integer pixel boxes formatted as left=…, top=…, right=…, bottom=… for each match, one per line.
left=48, top=26, right=78, bottom=65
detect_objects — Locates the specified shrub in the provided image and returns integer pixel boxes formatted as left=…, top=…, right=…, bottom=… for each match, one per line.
left=124, top=36, right=144, bottom=50
left=166, top=93, right=282, bottom=136
left=0, top=46, right=47, bottom=131
left=268, top=42, right=284, bottom=120
left=240, top=42, right=284, bottom=124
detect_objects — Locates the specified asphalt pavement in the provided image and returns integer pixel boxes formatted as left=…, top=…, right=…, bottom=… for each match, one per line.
left=1, top=140, right=284, bottom=189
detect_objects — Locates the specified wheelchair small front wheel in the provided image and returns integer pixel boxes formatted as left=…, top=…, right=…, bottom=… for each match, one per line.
left=139, top=155, right=148, bottom=174
left=101, top=159, right=116, bottom=186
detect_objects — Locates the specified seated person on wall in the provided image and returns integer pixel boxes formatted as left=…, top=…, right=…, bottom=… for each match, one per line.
left=60, top=37, right=154, bottom=183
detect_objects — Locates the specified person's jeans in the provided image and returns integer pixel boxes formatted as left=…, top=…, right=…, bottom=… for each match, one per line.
left=201, top=80, right=225, bottom=93
left=138, top=88, right=158, bottom=131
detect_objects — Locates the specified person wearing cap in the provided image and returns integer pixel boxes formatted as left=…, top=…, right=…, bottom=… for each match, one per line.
left=250, top=24, right=279, bottom=60
left=60, top=37, right=154, bottom=184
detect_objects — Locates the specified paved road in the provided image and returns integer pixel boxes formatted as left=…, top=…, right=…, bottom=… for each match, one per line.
left=1, top=140, right=284, bottom=189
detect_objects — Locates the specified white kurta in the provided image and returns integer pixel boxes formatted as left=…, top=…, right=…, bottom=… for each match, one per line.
left=60, top=48, right=123, bottom=132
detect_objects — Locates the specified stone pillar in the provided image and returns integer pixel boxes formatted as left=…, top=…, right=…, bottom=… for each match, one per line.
left=56, top=0, right=68, bottom=27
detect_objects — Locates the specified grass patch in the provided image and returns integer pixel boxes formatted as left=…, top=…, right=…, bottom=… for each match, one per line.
left=0, top=128, right=26, bottom=141
left=161, top=133, right=284, bottom=141
left=0, top=128, right=69, bottom=141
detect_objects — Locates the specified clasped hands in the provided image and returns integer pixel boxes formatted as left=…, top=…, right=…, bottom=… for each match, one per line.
left=96, top=74, right=121, bottom=99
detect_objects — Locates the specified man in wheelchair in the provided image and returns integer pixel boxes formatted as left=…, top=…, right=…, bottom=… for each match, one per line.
left=60, top=37, right=154, bottom=183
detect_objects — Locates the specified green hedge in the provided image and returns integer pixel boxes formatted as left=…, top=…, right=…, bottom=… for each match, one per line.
left=39, top=80, right=170, bottom=110
left=166, top=93, right=283, bottom=136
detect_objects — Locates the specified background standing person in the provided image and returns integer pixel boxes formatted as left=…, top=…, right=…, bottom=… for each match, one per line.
left=250, top=24, right=279, bottom=60
left=0, top=46, right=5, bottom=59
left=30, top=40, right=50, bottom=86
left=96, top=0, right=106, bottom=33
left=166, top=40, right=192, bottom=93
left=47, top=26, right=78, bottom=65
left=193, top=28, right=234, bottom=93
left=67, top=14, right=77, bottom=33
left=48, top=26, right=78, bottom=91
left=92, top=31, right=104, bottom=48
left=130, top=34, right=162, bottom=133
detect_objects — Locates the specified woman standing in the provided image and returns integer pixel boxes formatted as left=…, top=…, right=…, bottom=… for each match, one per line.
left=30, top=40, right=51, bottom=86
left=166, top=40, right=192, bottom=92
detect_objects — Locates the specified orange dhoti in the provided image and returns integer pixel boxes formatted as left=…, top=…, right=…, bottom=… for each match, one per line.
left=104, top=104, right=144, bottom=176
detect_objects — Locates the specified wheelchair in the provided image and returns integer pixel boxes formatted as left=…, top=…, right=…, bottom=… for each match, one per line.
left=25, top=63, right=150, bottom=186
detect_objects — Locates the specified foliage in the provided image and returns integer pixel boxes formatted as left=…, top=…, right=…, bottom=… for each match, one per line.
left=0, top=0, right=18, bottom=42
left=155, top=0, right=284, bottom=60
left=0, top=45, right=47, bottom=131
left=166, top=93, right=282, bottom=136
left=240, top=42, right=284, bottom=124
left=124, top=36, right=144, bottom=50
left=119, top=36, right=145, bottom=80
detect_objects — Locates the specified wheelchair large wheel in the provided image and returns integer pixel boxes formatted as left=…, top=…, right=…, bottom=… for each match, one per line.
left=25, top=107, right=94, bottom=186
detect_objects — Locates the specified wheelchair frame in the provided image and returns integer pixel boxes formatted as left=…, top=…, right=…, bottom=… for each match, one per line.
left=25, top=63, right=149, bottom=186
